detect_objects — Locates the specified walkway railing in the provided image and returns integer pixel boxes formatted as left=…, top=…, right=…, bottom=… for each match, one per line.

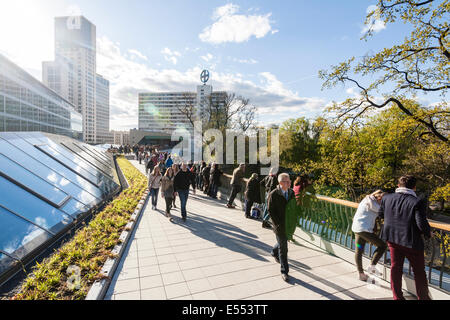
left=299, top=195, right=450, bottom=294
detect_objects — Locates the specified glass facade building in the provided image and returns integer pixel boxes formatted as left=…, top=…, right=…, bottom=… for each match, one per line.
left=0, top=54, right=82, bottom=139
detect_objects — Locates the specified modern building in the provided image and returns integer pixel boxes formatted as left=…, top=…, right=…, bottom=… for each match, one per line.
left=112, top=130, right=130, bottom=146
left=129, top=129, right=177, bottom=147
left=43, top=16, right=109, bottom=145
left=95, top=74, right=110, bottom=144
left=138, top=85, right=226, bottom=134
left=0, top=53, right=82, bottom=139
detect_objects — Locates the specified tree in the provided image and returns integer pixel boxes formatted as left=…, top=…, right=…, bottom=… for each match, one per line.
left=279, top=117, right=322, bottom=169
left=319, top=0, right=449, bottom=143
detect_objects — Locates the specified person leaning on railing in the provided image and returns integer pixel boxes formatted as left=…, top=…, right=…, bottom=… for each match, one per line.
left=351, top=190, right=387, bottom=281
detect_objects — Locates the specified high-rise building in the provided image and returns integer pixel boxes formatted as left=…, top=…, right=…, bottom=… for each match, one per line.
left=0, top=54, right=82, bottom=139
left=43, top=16, right=109, bottom=145
left=95, top=74, right=110, bottom=144
left=138, top=85, right=226, bottom=134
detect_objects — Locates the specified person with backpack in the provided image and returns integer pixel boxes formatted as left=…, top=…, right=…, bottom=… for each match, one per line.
left=244, top=173, right=262, bottom=218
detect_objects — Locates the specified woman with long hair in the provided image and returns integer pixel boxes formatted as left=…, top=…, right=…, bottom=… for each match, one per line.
left=161, top=167, right=175, bottom=220
left=148, top=166, right=162, bottom=210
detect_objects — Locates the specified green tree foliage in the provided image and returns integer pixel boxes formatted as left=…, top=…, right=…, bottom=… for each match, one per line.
left=279, top=117, right=322, bottom=169
left=319, top=0, right=449, bottom=143
left=279, top=100, right=448, bottom=205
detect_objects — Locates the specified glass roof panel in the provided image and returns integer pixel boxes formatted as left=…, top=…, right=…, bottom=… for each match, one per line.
left=0, top=206, right=50, bottom=256
left=0, top=176, right=73, bottom=234
left=35, top=144, right=100, bottom=187
left=0, top=133, right=104, bottom=199
left=0, top=153, right=69, bottom=207
left=60, top=198, right=87, bottom=219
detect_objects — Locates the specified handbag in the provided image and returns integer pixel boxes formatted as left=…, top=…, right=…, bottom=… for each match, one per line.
left=251, top=204, right=262, bottom=219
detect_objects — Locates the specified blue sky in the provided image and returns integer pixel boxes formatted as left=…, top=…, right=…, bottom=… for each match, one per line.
left=0, top=0, right=436, bottom=130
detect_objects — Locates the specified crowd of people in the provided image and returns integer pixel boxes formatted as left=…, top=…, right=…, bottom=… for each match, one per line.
left=117, top=144, right=433, bottom=300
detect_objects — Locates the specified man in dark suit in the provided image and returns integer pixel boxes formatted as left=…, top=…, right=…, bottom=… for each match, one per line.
left=267, top=173, right=296, bottom=282
left=379, top=175, right=432, bottom=300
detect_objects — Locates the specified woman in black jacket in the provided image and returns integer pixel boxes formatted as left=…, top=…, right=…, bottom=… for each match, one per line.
left=244, top=173, right=262, bottom=218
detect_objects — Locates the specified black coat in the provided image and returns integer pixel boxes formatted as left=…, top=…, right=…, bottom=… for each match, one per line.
left=261, top=174, right=278, bottom=193
left=245, top=178, right=261, bottom=203
left=267, top=186, right=296, bottom=235
left=379, top=192, right=431, bottom=251
left=210, top=168, right=223, bottom=185
left=174, top=170, right=195, bottom=192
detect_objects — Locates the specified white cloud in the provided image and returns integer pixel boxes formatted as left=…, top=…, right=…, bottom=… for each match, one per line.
left=161, top=47, right=181, bottom=65
left=233, top=57, right=258, bottom=64
left=361, top=5, right=386, bottom=34
left=128, top=49, right=148, bottom=61
left=96, top=36, right=325, bottom=131
left=199, top=3, right=276, bottom=44
left=201, top=53, right=214, bottom=62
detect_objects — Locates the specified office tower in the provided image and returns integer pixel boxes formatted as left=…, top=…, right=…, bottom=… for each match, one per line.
left=95, top=74, right=110, bottom=144
left=43, top=16, right=109, bottom=144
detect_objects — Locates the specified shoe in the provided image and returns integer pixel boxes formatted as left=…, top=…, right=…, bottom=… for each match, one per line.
left=226, top=204, right=235, bottom=209
left=271, top=253, right=280, bottom=264
left=182, top=216, right=186, bottom=222
left=245, top=215, right=250, bottom=219
left=262, top=221, right=272, bottom=229
left=359, top=272, right=369, bottom=282
left=166, top=212, right=170, bottom=218
left=281, top=274, right=289, bottom=282
left=367, top=265, right=382, bottom=277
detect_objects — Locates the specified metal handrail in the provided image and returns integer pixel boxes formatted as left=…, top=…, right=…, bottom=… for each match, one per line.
left=303, top=194, right=450, bottom=293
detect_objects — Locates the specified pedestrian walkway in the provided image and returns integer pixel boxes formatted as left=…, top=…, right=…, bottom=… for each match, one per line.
left=105, top=160, right=413, bottom=300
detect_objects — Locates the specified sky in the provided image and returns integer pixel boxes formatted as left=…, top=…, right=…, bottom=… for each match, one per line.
left=0, top=0, right=440, bottom=131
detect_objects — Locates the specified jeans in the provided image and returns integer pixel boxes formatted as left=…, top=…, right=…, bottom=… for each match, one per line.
left=262, top=192, right=270, bottom=221
left=387, top=242, right=430, bottom=300
left=209, top=183, right=218, bottom=198
left=354, top=232, right=387, bottom=273
left=164, top=197, right=173, bottom=214
left=177, top=189, right=189, bottom=218
left=272, top=232, right=289, bottom=275
left=150, top=188, right=159, bottom=207
left=227, top=185, right=241, bottom=206
left=245, top=199, right=254, bottom=217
